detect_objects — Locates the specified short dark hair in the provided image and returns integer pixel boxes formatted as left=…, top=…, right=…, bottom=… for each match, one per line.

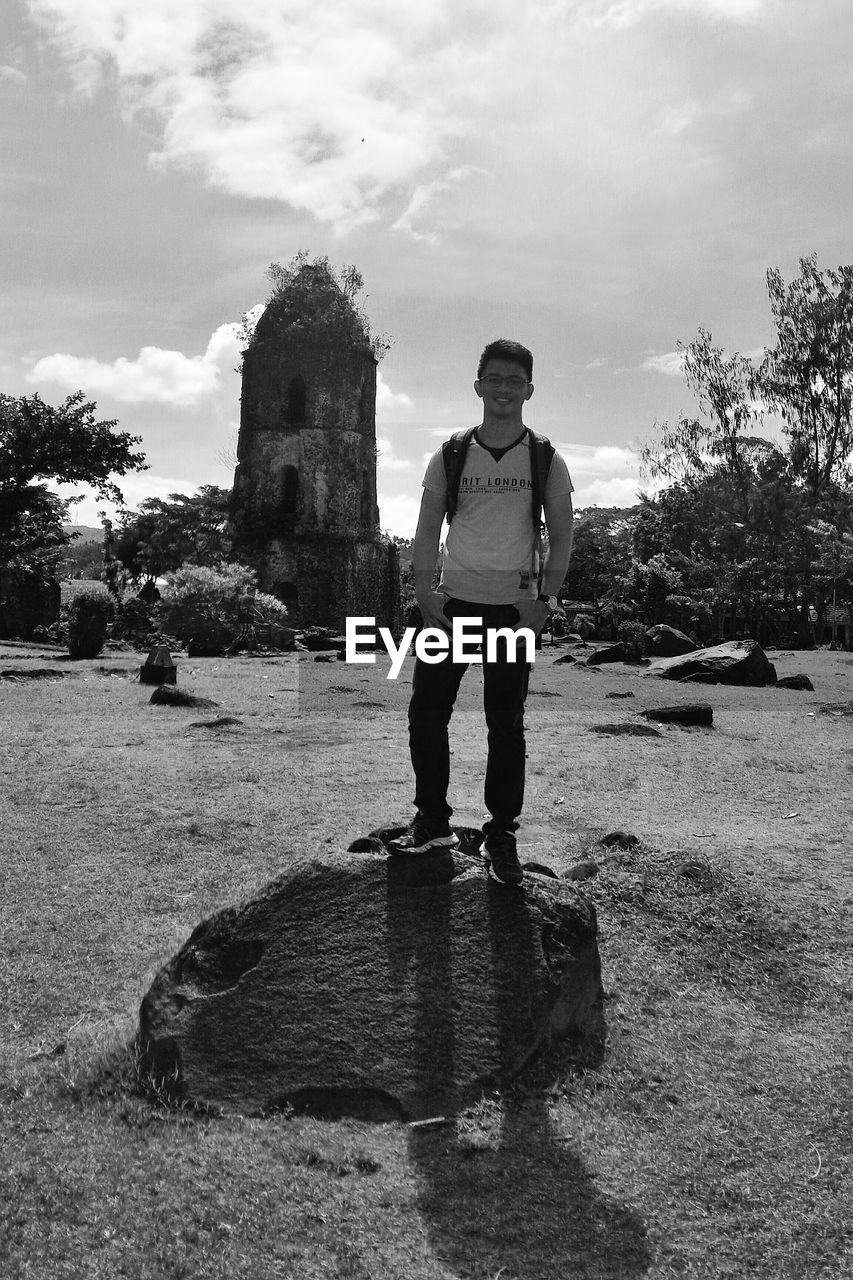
left=477, top=339, right=533, bottom=381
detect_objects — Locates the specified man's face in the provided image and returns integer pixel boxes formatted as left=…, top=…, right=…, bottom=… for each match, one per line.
left=474, top=358, right=534, bottom=417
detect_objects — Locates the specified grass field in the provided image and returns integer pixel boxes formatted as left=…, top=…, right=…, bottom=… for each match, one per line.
left=1, top=636, right=851, bottom=1278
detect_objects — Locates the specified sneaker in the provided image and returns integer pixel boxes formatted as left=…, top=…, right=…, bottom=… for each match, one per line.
left=387, top=815, right=459, bottom=856
left=485, top=831, right=523, bottom=887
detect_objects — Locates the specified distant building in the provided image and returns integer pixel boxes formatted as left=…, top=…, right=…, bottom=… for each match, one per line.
left=229, top=262, right=399, bottom=631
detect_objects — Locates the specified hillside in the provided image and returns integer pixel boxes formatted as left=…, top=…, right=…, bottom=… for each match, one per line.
left=63, top=525, right=104, bottom=544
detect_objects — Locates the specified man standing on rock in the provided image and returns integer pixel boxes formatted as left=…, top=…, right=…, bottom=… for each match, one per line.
left=389, top=339, right=574, bottom=886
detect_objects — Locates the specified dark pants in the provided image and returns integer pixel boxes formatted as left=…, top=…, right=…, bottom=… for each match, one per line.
left=407, top=598, right=531, bottom=835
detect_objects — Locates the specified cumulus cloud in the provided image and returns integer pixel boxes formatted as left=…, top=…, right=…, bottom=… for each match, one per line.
left=392, top=166, right=486, bottom=243
left=375, top=436, right=412, bottom=473
left=0, top=65, right=28, bottom=85
left=558, top=443, right=643, bottom=475
left=26, top=0, right=491, bottom=230
left=642, top=350, right=686, bottom=377
left=378, top=491, right=421, bottom=539
left=572, top=475, right=646, bottom=508
left=53, top=474, right=200, bottom=525
left=555, top=441, right=659, bottom=509
left=28, top=322, right=242, bottom=406
left=581, top=0, right=765, bottom=26
left=376, top=370, right=413, bottom=415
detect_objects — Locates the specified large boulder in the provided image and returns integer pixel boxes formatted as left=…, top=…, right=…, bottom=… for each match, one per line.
left=643, top=639, right=777, bottom=687
left=139, top=845, right=604, bottom=1120
left=645, top=624, right=697, bottom=658
left=585, top=643, right=626, bottom=665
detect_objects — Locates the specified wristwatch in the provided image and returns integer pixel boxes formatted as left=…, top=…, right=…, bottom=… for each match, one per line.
left=537, top=594, right=559, bottom=614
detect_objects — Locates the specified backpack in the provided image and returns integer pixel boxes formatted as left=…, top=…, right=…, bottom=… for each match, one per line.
left=442, top=427, right=556, bottom=539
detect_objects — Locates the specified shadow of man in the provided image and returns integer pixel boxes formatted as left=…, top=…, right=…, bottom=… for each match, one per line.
left=386, top=858, right=650, bottom=1279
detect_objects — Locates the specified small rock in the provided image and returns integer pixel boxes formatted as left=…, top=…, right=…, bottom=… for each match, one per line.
left=776, top=674, right=814, bottom=691
left=149, top=686, right=218, bottom=708
left=640, top=704, right=713, bottom=727
left=553, top=653, right=576, bottom=664
left=314, top=652, right=338, bottom=663
left=598, top=830, right=639, bottom=849
left=605, top=691, right=635, bottom=699
left=567, top=860, right=600, bottom=882
left=677, top=858, right=713, bottom=890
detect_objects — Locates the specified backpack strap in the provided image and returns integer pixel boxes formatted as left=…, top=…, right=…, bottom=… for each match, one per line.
left=442, top=426, right=477, bottom=523
left=442, top=426, right=555, bottom=533
left=528, top=431, right=556, bottom=536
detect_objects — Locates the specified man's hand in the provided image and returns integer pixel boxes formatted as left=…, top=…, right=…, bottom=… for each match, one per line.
left=417, top=591, right=451, bottom=632
left=514, top=597, right=550, bottom=637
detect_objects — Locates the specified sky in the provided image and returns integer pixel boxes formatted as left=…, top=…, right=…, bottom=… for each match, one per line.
left=3, top=0, right=853, bottom=537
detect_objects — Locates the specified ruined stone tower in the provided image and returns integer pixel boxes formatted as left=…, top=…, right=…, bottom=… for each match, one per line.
left=230, top=262, right=399, bottom=630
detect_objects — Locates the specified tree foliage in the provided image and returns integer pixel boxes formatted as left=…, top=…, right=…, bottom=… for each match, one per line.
left=638, top=256, right=853, bottom=644
left=113, top=486, right=232, bottom=583
left=153, top=562, right=288, bottom=648
left=761, top=256, right=853, bottom=494
left=257, top=253, right=391, bottom=361
left=0, top=391, right=146, bottom=577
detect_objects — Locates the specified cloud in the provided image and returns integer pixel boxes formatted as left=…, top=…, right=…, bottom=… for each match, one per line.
left=573, top=476, right=646, bottom=508
left=375, top=436, right=412, bottom=474
left=642, top=351, right=686, bottom=377
left=582, top=0, right=765, bottom=26
left=391, top=166, right=486, bottom=243
left=26, top=0, right=489, bottom=230
left=376, top=370, right=413, bottom=415
left=28, top=322, right=242, bottom=406
left=558, top=443, right=643, bottom=475
left=555, top=441, right=662, bottom=509
left=53, top=474, right=201, bottom=525
left=378, top=492, right=421, bottom=539
left=0, top=65, right=28, bottom=85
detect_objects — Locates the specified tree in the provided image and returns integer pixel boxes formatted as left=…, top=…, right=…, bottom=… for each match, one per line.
left=113, top=486, right=233, bottom=584
left=0, top=391, right=146, bottom=577
left=761, top=256, right=853, bottom=496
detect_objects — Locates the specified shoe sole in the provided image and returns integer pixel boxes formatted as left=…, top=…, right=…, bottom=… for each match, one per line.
left=388, top=834, right=459, bottom=856
left=487, top=862, right=524, bottom=887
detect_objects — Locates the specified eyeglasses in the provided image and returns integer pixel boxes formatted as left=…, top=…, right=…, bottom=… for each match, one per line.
left=480, top=375, right=528, bottom=389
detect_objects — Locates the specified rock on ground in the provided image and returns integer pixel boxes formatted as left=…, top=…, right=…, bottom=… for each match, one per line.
left=640, top=703, right=713, bottom=727
left=643, top=639, right=777, bottom=687
left=776, top=674, right=815, bottom=691
left=645, top=624, right=698, bottom=658
left=138, top=847, right=604, bottom=1120
left=585, top=643, right=626, bottom=665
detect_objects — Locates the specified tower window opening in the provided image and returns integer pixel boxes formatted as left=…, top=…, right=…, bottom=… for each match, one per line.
left=282, top=465, right=299, bottom=514
left=284, top=375, right=306, bottom=427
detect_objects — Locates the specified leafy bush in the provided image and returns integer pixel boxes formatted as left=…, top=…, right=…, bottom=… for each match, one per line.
left=617, top=619, right=648, bottom=663
left=112, top=595, right=157, bottom=643
left=153, top=563, right=288, bottom=648
left=64, top=589, right=114, bottom=659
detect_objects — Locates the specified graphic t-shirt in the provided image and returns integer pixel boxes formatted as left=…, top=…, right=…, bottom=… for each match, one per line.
left=422, top=428, right=573, bottom=604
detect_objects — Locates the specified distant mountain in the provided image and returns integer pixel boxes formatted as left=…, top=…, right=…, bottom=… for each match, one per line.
left=62, top=525, right=103, bottom=543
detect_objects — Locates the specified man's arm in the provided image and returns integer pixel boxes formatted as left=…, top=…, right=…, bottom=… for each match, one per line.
left=412, top=487, right=450, bottom=631
left=540, top=489, right=574, bottom=597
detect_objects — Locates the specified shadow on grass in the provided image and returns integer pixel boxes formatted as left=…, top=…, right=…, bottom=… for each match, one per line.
left=383, top=841, right=650, bottom=1279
